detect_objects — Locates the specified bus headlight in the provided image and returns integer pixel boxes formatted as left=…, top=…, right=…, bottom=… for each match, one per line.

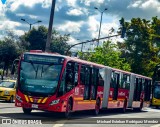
left=16, top=95, right=23, bottom=102
left=4, top=91, right=9, bottom=95
left=50, top=99, right=60, bottom=105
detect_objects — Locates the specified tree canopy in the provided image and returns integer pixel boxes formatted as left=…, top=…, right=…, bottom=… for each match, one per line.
left=118, top=17, right=160, bottom=77
left=20, top=26, right=70, bottom=55
left=79, top=41, right=131, bottom=71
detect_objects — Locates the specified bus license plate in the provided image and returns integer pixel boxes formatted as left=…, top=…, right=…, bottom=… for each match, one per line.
left=32, top=104, right=38, bottom=108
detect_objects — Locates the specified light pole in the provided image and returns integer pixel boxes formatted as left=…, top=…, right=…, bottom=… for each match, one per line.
left=94, top=7, right=107, bottom=47
left=21, top=18, right=42, bottom=30
left=45, top=0, right=56, bottom=52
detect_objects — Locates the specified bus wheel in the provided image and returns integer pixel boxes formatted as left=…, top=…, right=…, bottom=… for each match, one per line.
left=94, top=99, right=100, bottom=115
left=156, top=106, right=159, bottom=109
left=122, top=100, right=127, bottom=113
left=22, top=108, right=32, bottom=114
left=65, top=99, right=72, bottom=119
left=9, top=96, right=14, bottom=103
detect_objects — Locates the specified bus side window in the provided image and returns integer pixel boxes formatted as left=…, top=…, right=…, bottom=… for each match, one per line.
left=65, top=62, right=75, bottom=92
left=110, top=72, right=115, bottom=88
left=92, top=68, right=99, bottom=86
left=83, top=66, right=91, bottom=100
left=126, top=75, right=130, bottom=89
left=98, top=69, right=104, bottom=86
left=142, top=78, right=145, bottom=91
left=137, top=78, right=142, bottom=101
left=120, top=74, right=130, bottom=89
left=80, top=65, right=84, bottom=85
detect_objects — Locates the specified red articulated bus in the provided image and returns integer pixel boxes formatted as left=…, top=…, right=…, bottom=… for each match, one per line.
left=14, top=50, right=152, bottom=118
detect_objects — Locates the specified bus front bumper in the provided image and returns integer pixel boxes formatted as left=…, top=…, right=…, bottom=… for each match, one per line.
left=15, top=100, right=67, bottom=112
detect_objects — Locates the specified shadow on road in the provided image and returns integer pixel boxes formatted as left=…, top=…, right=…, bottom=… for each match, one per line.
left=149, top=106, right=160, bottom=110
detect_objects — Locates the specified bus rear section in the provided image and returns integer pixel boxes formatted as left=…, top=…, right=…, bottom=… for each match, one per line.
left=100, top=68, right=152, bottom=112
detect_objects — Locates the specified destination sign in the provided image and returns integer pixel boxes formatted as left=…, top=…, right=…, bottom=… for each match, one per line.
left=24, top=54, right=63, bottom=64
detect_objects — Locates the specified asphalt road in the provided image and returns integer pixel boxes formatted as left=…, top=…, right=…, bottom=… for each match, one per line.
left=0, top=101, right=160, bottom=127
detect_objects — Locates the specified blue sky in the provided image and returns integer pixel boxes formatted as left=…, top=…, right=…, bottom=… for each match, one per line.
left=0, top=0, right=160, bottom=51
left=1, top=0, right=6, bottom=4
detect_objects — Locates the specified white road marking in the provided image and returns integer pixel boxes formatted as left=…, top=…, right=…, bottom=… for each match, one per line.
left=144, top=108, right=160, bottom=112
left=150, top=124, right=160, bottom=127
left=53, top=124, right=64, bottom=127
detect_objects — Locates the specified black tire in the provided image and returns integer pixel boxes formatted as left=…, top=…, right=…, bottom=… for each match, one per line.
left=22, top=108, right=32, bottom=114
left=94, top=99, right=100, bottom=115
left=65, top=99, right=72, bottom=119
left=9, top=96, right=14, bottom=103
left=156, top=106, right=159, bottom=109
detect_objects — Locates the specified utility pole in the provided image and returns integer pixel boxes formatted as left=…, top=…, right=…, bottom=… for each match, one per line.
left=45, top=0, right=56, bottom=52
left=94, top=7, right=107, bottom=47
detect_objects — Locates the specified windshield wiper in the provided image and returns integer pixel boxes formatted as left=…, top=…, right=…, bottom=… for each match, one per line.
left=28, top=60, right=39, bottom=79
left=41, top=63, right=55, bottom=76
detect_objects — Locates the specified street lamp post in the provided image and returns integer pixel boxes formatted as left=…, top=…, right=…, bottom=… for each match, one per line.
left=21, top=19, right=42, bottom=30
left=94, top=7, right=107, bottom=47
left=45, top=0, right=56, bottom=52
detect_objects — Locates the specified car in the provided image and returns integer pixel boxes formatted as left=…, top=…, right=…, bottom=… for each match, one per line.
left=0, top=80, right=16, bottom=103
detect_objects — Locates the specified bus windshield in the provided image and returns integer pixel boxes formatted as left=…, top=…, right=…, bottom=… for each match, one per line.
left=154, top=85, right=160, bottom=99
left=20, top=61, right=62, bottom=96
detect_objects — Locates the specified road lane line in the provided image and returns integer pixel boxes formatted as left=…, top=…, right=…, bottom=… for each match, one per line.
left=150, top=124, right=160, bottom=127
left=53, top=124, right=64, bottom=127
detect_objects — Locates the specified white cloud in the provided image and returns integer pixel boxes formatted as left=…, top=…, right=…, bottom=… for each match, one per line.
left=88, top=16, right=99, bottom=38
left=81, top=0, right=105, bottom=6
left=0, top=20, right=20, bottom=30
left=128, top=0, right=142, bottom=8
left=128, top=0, right=160, bottom=12
left=67, top=8, right=83, bottom=16
left=7, top=0, right=45, bottom=11
left=66, top=0, right=77, bottom=7
left=57, top=21, right=84, bottom=33
left=67, top=36, right=79, bottom=45
left=14, top=29, right=24, bottom=36
left=140, top=0, right=160, bottom=11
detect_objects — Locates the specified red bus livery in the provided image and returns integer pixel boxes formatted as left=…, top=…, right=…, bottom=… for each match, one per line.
left=14, top=51, right=152, bottom=118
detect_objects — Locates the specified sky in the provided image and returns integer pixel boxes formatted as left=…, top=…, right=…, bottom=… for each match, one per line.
left=0, top=0, right=160, bottom=51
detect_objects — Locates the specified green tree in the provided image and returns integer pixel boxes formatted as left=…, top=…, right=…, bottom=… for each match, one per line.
left=20, top=26, right=70, bottom=55
left=118, top=17, right=160, bottom=77
left=79, top=41, right=131, bottom=71
left=20, top=26, right=47, bottom=51
left=50, top=30, right=70, bottom=55
left=0, top=35, right=20, bottom=79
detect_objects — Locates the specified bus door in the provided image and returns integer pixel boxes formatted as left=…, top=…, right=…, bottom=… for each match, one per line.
left=113, top=72, right=120, bottom=100
left=90, top=68, right=99, bottom=100
left=133, top=78, right=142, bottom=101
left=57, top=62, right=79, bottom=97
left=144, top=79, right=151, bottom=102
left=82, top=66, right=92, bottom=100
